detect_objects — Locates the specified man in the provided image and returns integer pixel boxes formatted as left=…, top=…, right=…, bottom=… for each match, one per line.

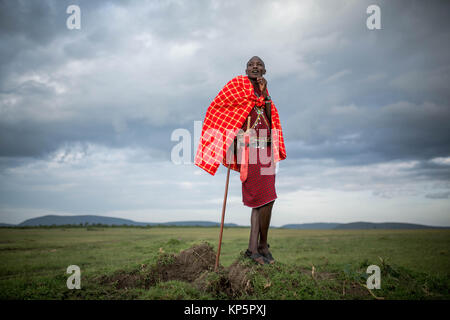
left=241, top=56, right=278, bottom=265
left=195, top=56, right=286, bottom=265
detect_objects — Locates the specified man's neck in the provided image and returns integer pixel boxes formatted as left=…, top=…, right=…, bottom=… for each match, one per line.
left=248, top=76, right=258, bottom=86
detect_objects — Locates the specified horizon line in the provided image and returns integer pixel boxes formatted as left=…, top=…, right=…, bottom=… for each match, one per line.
left=1, top=214, right=449, bottom=228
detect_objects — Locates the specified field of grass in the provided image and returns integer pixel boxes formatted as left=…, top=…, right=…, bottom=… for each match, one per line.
left=0, top=227, right=449, bottom=300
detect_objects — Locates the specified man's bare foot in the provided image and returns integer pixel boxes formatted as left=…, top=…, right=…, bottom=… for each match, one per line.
left=250, top=252, right=269, bottom=265
left=246, top=249, right=269, bottom=265
left=258, top=244, right=275, bottom=264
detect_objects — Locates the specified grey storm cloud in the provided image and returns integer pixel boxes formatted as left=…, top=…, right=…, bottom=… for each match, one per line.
left=425, top=191, right=450, bottom=200
left=0, top=0, right=449, bottom=164
left=0, top=1, right=447, bottom=162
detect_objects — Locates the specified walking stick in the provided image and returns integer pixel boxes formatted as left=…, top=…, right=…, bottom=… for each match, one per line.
left=215, top=117, right=250, bottom=271
left=215, top=164, right=231, bottom=272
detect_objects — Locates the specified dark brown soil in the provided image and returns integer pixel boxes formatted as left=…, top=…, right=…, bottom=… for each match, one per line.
left=98, top=242, right=254, bottom=297
left=150, top=242, right=216, bottom=283
left=227, top=260, right=253, bottom=295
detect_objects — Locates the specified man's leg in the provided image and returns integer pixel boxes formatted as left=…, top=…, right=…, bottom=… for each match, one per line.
left=248, top=207, right=260, bottom=254
left=248, top=207, right=269, bottom=265
left=258, top=200, right=274, bottom=255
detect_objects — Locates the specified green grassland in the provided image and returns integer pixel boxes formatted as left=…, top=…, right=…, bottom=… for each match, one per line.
left=0, top=227, right=449, bottom=300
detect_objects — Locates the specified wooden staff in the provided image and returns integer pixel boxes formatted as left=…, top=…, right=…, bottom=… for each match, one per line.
left=215, top=164, right=231, bottom=272
left=215, top=117, right=250, bottom=272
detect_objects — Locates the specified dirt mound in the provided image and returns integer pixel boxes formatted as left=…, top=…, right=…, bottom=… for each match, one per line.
left=98, top=242, right=255, bottom=297
left=227, top=260, right=253, bottom=295
left=191, top=259, right=253, bottom=298
left=150, top=243, right=253, bottom=297
left=150, top=242, right=216, bottom=283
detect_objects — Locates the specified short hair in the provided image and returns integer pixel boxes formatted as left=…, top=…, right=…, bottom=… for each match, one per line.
left=247, top=56, right=265, bottom=67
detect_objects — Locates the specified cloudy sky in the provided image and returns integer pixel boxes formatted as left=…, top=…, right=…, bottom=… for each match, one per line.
left=0, top=0, right=449, bottom=227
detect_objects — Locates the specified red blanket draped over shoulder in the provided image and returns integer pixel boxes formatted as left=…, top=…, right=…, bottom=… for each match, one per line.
left=195, top=75, right=286, bottom=176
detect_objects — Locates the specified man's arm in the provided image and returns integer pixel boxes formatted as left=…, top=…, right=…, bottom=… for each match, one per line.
left=257, top=76, right=272, bottom=125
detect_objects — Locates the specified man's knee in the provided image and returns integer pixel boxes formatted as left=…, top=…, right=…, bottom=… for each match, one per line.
left=264, top=200, right=275, bottom=209
left=257, top=200, right=275, bottom=211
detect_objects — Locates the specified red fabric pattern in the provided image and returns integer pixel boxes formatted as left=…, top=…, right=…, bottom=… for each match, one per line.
left=195, top=75, right=286, bottom=175
left=242, top=145, right=277, bottom=208
left=240, top=133, right=250, bottom=182
left=241, top=105, right=277, bottom=208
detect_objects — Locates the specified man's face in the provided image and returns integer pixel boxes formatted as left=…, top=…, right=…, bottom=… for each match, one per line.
left=246, top=57, right=266, bottom=79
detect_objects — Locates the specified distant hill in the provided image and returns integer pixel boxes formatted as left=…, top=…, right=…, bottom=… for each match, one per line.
left=281, top=221, right=449, bottom=230
left=334, top=222, right=447, bottom=230
left=0, top=223, right=15, bottom=227
left=14, top=215, right=238, bottom=227
left=18, top=215, right=142, bottom=227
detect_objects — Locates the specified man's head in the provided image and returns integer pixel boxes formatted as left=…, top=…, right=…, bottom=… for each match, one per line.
left=245, top=56, right=266, bottom=79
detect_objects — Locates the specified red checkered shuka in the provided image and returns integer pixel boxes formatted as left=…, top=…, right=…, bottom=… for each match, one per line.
left=195, top=75, right=286, bottom=175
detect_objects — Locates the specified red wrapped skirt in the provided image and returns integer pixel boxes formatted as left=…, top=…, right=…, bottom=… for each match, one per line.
left=242, top=145, right=277, bottom=208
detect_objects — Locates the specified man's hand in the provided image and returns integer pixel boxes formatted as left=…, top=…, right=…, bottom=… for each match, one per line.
left=257, top=76, right=267, bottom=94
